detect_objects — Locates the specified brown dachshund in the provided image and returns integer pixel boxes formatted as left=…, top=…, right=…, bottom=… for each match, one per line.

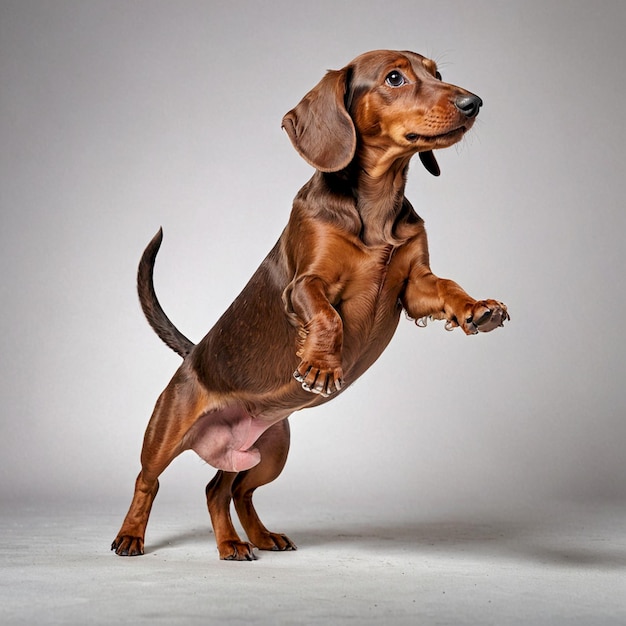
left=112, top=49, right=508, bottom=561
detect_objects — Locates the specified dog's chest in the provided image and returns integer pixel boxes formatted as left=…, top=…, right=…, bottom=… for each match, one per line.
left=337, top=245, right=405, bottom=361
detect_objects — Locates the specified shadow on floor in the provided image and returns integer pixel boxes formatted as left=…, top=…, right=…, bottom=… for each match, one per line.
left=145, top=514, right=626, bottom=570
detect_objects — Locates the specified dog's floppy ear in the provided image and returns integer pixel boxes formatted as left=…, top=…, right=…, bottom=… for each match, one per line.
left=282, top=69, right=356, bottom=172
left=419, top=150, right=441, bottom=176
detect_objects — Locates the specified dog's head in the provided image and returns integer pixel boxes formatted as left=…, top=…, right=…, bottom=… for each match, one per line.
left=282, top=50, right=482, bottom=177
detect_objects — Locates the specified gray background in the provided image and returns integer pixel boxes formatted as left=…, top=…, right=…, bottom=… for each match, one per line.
left=2, top=0, right=625, bottom=518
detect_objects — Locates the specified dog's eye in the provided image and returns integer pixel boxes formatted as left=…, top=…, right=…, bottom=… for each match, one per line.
left=385, top=71, right=406, bottom=87
left=435, top=70, right=442, bottom=81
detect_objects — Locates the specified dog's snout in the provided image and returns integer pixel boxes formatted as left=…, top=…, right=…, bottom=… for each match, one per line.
left=454, top=94, right=483, bottom=119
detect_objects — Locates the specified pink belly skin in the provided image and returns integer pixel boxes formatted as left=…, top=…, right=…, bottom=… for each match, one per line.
left=188, top=405, right=275, bottom=472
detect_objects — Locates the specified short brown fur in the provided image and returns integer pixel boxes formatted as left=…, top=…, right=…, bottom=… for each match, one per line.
left=112, top=50, right=508, bottom=561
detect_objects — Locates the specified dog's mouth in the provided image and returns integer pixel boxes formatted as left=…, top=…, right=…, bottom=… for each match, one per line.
left=405, top=126, right=466, bottom=144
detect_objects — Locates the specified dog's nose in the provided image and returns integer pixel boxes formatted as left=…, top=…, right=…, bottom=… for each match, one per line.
left=454, top=94, right=483, bottom=118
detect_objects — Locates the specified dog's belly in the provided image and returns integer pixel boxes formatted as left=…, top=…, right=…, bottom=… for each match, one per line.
left=186, top=296, right=402, bottom=471
left=186, top=405, right=285, bottom=472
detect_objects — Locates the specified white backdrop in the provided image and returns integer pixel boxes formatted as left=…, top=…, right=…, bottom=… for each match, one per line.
left=1, top=0, right=624, bottom=516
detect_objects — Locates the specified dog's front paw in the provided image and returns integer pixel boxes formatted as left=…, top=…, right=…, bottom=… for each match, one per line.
left=293, top=361, right=343, bottom=397
left=455, top=300, right=509, bottom=335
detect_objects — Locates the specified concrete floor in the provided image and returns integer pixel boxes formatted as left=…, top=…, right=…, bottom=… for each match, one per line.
left=1, top=498, right=625, bottom=625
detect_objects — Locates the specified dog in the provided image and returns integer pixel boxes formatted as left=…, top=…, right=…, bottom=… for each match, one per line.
left=112, top=49, right=508, bottom=561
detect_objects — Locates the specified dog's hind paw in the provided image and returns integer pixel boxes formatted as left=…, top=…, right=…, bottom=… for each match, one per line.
left=219, top=540, right=257, bottom=561
left=252, top=531, right=298, bottom=552
left=111, top=535, right=144, bottom=557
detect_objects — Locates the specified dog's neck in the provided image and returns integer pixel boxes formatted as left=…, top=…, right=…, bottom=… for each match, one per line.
left=315, top=156, right=421, bottom=247
left=351, top=157, right=412, bottom=247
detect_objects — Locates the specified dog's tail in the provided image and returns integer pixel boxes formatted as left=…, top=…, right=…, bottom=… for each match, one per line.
left=137, top=228, right=195, bottom=358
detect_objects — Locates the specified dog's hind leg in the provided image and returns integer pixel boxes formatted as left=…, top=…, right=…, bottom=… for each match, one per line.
left=111, top=467, right=163, bottom=556
left=111, top=366, right=206, bottom=556
left=233, top=418, right=296, bottom=552
left=205, top=418, right=295, bottom=560
left=205, top=470, right=252, bottom=560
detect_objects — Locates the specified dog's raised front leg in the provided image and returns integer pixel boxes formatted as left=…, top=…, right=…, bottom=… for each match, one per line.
left=402, top=267, right=508, bottom=335
left=287, top=275, right=344, bottom=396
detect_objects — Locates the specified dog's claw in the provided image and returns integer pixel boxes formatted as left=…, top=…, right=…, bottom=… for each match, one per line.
left=253, top=532, right=298, bottom=552
left=271, top=533, right=297, bottom=551
left=293, top=363, right=343, bottom=397
left=444, top=319, right=457, bottom=332
left=293, top=367, right=309, bottom=384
